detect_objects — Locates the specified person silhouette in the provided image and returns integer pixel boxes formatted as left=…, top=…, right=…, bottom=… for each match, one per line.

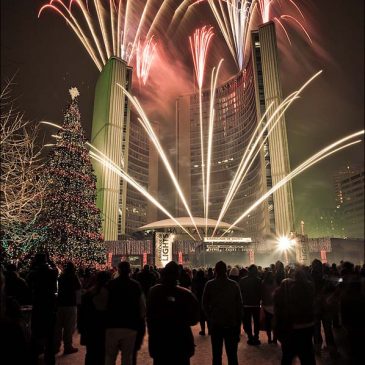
left=147, top=261, right=199, bottom=365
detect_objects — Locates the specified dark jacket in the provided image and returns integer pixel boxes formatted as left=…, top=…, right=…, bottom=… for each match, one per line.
left=274, top=278, right=315, bottom=341
left=202, top=277, right=242, bottom=328
left=57, top=272, right=81, bottom=307
left=147, top=284, right=199, bottom=359
left=261, top=281, right=277, bottom=307
left=5, top=272, right=31, bottom=305
left=27, top=263, right=58, bottom=337
left=191, top=275, right=207, bottom=303
left=136, top=270, right=156, bottom=297
left=27, top=263, right=58, bottom=310
left=79, top=287, right=108, bottom=345
left=106, top=276, right=144, bottom=330
left=239, top=275, right=262, bottom=306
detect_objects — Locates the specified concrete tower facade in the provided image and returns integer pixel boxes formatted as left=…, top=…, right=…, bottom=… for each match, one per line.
left=255, top=22, right=295, bottom=236
left=91, top=57, right=132, bottom=240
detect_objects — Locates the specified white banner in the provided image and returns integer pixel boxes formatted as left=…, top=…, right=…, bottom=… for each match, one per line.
left=203, top=237, right=252, bottom=243
left=155, top=233, right=174, bottom=267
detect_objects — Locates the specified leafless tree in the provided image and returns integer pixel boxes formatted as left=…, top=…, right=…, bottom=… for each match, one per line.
left=0, top=80, right=45, bottom=261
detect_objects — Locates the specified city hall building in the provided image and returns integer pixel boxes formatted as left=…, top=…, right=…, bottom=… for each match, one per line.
left=91, top=22, right=295, bottom=249
left=176, top=22, right=295, bottom=241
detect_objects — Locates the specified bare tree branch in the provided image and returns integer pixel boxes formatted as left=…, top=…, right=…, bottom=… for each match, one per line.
left=1, top=81, right=45, bottom=261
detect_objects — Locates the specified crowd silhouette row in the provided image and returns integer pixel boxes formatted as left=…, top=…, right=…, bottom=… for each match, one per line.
left=1, top=253, right=364, bottom=365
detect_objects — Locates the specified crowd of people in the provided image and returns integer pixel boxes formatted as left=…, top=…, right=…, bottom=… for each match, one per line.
left=1, top=253, right=364, bottom=365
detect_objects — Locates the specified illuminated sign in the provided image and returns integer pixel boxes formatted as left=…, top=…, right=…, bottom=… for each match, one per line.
left=206, top=245, right=250, bottom=252
left=155, top=233, right=174, bottom=267
left=203, top=237, right=252, bottom=243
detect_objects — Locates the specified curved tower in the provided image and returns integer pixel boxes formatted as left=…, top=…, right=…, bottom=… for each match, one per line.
left=91, top=57, right=132, bottom=241
left=253, top=22, right=295, bottom=236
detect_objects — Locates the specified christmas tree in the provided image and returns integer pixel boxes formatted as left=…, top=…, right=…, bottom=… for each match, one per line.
left=40, top=88, right=105, bottom=266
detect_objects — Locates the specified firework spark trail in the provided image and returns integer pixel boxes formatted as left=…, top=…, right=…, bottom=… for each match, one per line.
left=189, top=26, right=214, bottom=223
left=189, top=26, right=214, bottom=89
left=116, top=83, right=202, bottom=240
left=258, top=0, right=272, bottom=22
left=39, top=1, right=104, bottom=70
left=210, top=97, right=292, bottom=236
left=41, top=106, right=200, bottom=239
left=136, top=37, right=157, bottom=86
left=86, top=141, right=125, bottom=168
left=109, top=0, right=116, bottom=54
left=167, top=0, right=195, bottom=36
left=212, top=95, right=297, bottom=235
left=208, top=0, right=238, bottom=69
left=41, top=121, right=126, bottom=168
left=205, top=59, right=224, bottom=234
left=40, top=121, right=64, bottom=130
left=89, top=151, right=197, bottom=240
left=227, top=0, right=253, bottom=70
left=208, top=0, right=254, bottom=70
left=94, top=0, right=111, bottom=59
left=212, top=70, right=322, bottom=236
left=256, top=0, right=312, bottom=45
left=232, top=97, right=299, bottom=187
left=273, top=16, right=292, bottom=45
left=70, top=0, right=108, bottom=64
left=146, top=0, right=173, bottom=40
left=221, top=132, right=364, bottom=235
left=127, top=0, right=153, bottom=64
left=280, top=15, right=312, bottom=43
left=39, top=0, right=171, bottom=79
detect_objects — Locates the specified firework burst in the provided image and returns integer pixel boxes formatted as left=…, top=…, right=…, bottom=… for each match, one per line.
left=206, top=0, right=311, bottom=70
left=208, top=0, right=254, bottom=70
left=189, top=26, right=214, bottom=222
left=189, top=26, right=215, bottom=89
left=257, top=0, right=312, bottom=45
left=136, top=36, right=157, bottom=86
left=38, top=0, right=169, bottom=76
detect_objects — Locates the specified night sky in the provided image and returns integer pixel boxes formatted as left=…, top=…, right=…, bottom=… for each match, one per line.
left=1, top=0, right=364, bottom=237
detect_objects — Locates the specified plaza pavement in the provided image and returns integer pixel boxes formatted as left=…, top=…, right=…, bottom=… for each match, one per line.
left=54, top=324, right=347, bottom=365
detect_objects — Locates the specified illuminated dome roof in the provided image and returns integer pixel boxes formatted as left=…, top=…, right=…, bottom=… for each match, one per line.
left=138, top=217, right=243, bottom=231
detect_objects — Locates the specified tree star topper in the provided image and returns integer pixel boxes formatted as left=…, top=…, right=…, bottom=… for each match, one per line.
left=69, top=87, right=80, bottom=100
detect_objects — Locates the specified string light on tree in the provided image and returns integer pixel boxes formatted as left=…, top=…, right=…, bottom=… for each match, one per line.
left=39, top=88, right=105, bottom=266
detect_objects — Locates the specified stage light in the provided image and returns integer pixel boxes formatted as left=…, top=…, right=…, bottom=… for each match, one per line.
left=278, top=236, right=292, bottom=251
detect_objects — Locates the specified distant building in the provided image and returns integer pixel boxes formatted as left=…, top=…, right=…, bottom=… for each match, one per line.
left=176, top=22, right=294, bottom=239
left=333, top=165, right=362, bottom=207
left=340, top=169, right=364, bottom=238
